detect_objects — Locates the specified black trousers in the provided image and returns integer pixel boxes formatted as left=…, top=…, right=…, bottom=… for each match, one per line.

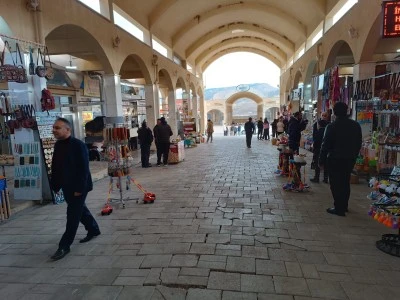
left=313, top=152, right=328, bottom=181
left=246, top=133, right=252, bottom=148
left=59, top=192, right=99, bottom=250
left=257, top=128, right=263, bottom=139
left=327, top=158, right=355, bottom=213
left=140, top=144, right=151, bottom=167
left=263, top=129, right=269, bottom=140
left=157, top=142, right=170, bottom=165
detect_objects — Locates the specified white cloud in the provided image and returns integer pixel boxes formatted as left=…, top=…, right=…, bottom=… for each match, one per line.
left=204, top=52, right=280, bottom=89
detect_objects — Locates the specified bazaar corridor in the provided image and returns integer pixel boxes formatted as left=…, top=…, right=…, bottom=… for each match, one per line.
left=0, top=136, right=399, bottom=300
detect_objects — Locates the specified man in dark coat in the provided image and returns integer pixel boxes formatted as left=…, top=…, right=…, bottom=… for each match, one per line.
left=319, top=102, right=362, bottom=216
left=244, top=117, right=256, bottom=148
left=50, top=118, right=100, bottom=260
left=138, top=120, right=153, bottom=168
left=153, top=117, right=173, bottom=166
left=287, top=112, right=308, bottom=154
left=257, top=117, right=264, bottom=140
left=310, top=119, right=328, bottom=183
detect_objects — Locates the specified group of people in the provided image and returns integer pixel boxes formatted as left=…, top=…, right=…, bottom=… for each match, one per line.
left=223, top=123, right=243, bottom=136
left=137, top=117, right=173, bottom=168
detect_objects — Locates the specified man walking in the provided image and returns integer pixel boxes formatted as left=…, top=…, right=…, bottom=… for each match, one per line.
left=50, top=118, right=100, bottom=260
left=138, top=120, right=153, bottom=168
left=153, top=117, right=173, bottom=166
left=287, top=112, right=308, bottom=154
left=319, top=102, right=362, bottom=216
left=206, top=119, right=214, bottom=143
left=244, top=117, right=255, bottom=148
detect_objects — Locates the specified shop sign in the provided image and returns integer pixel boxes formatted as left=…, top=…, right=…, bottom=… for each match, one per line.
left=83, top=75, right=101, bottom=97
left=236, top=84, right=250, bottom=92
left=382, top=1, right=400, bottom=38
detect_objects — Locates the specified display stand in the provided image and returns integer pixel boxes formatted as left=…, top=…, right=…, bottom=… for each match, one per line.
left=168, top=141, right=185, bottom=163
left=283, top=160, right=310, bottom=192
left=276, top=148, right=291, bottom=176
left=103, top=126, right=137, bottom=208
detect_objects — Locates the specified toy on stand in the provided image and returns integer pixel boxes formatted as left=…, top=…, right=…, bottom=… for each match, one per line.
left=283, top=155, right=310, bottom=192
left=367, top=176, right=400, bottom=256
left=275, top=135, right=290, bottom=176
left=0, top=177, right=11, bottom=221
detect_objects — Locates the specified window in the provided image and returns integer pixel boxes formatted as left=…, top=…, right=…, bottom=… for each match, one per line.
left=113, top=5, right=144, bottom=42
left=333, top=0, right=358, bottom=25
left=78, top=0, right=101, bottom=13
left=187, top=64, right=193, bottom=73
left=307, top=21, right=324, bottom=50
left=325, top=0, right=358, bottom=32
left=296, top=46, right=305, bottom=61
left=152, top=38, right=168, bottom=58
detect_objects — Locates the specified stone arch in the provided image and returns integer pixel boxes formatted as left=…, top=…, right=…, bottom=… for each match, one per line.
left=158, top=68, right=177, bottom=135
left=265, top=106, right=280, bottom=121
left=207, top=108, right=224, bottom=125
left=293, top=70, right=303, bottom=89
left=176, top=76, right=188, bottom=92
left=304, top=60, right=318, bottom=85
left=324, top=40, right=355, bottom=70
left=45, top=24, right=113, bottom=73
left=359, top=11, right=383, bottom=62
left=119, top=54, right=152, bottom=84
left=225, top=91, right=264, bottom=124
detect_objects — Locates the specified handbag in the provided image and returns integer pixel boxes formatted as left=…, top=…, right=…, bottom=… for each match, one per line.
left=35, top=48, right=45, bottom=77
left=28, top=46, right=35, bottom=75
left=15, top=43, right=28, bottom=83
left=0, top=41, right=18, bottom=82
left=45, top=47, right=54, bottom=80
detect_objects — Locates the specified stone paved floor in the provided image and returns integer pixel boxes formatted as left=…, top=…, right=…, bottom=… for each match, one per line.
left=0, top=135, right=399, bottom=300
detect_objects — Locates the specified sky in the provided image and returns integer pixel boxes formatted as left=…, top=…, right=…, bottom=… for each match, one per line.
left=203, top=52, right=280, bottom=89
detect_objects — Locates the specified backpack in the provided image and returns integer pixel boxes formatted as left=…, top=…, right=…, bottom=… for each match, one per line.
left=41, top=88, right=55, bottom=111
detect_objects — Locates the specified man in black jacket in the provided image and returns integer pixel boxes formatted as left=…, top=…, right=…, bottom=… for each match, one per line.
left=244, top=117, right=255, bottom=148
left=319, top=102, right=362, bottom=216
left=153, top=117, right=173, bottom=166
left=138, top=120, right=153, bottom=168
left=257, top=117, right=264, bottom=140
left=50, top=118, right=100, bottom=260
left=287, top=112, right=308, bottom=154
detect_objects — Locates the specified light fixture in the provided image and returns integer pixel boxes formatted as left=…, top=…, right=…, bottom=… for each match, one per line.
left=396, top=49, right=400, bottom=53
left=232, top=29, right=245, bottom=34
left=65, top=55, right=77, bottom=69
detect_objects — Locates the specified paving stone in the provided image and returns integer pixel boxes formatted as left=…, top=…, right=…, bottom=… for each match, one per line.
left=139, top=243, right=191, bottom=255
left=256, top=259, right=287, bottom=276
left=340, top=281, right=387, bottom=300
left=285, top=262, right=303, bottom=277
left=222, top=291, right=257, bottom=300
left=307, top=279, right=348, bottom=299
left=206, top=234, right=231, bottom=244
left=113, top=276, right=146, bottom=285
left=160, top=268, right=180, bottom=284
left=144, top=268, right=162, bottom=286
left=300, top=264, right=320, bottom=279
left=241, top=274, right=274, bottom=293
left=169, top=255, right=199, bottom=267
left=154, top=285, right=187, bottom=300
left=242, top=246, right=269, bottom=259
left=208, top=271, right=241, bottom=291
left=258, top=295, right=294, bottom=300
left=141, top=255, right=172, bottom=268
left=176, top=275, right=208, bottom=286
left=180, top=267, right=210, bottom=277
left=186, top=288, right=221, bottom=300
left=117, top=286, right=155, bottom=300
left=226, top=256, right=255, bottom=273
left=189, top=243, right=216, bottom=255
left=273, top=276, right=310, bottom=296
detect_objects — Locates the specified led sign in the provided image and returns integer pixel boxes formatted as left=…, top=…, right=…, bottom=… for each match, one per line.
left=383, top=1, right=400, bottom=38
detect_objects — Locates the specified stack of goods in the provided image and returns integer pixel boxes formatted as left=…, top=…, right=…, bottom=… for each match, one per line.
left=103, top=127, right=133, bottom=177
left=367, top=177, right=400, bottom=256
left=0, top=154, right=14, bottom=165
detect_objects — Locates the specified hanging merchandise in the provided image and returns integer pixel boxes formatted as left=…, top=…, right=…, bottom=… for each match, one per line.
left=40, top=88, right=55, bottom=111
left=44, top=46, right=54, bottom=80
left=28, top=46, right=35, bottom=75
left=35, top=48, right=46, bottom=77
left=15, top=43, right=28, bottom=84
left=0, top=41, right=19, bottom=83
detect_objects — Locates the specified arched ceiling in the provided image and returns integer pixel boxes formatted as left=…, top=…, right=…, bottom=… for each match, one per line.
left=114, top=0, right=339, bottom=71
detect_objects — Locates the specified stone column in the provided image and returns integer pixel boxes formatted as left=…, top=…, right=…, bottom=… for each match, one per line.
left=168, top=89, right=177, bottom=137
left=199, top=95, right=206, bottom=133
left=103, top=74, right=123, bottom=124
left=226, top=103, right=233, bottom=125
left=257, top=103, right=264, bottom=119
left=144, top=84, right=158, bottom=131
left=192, top=94, right=199, bottom=132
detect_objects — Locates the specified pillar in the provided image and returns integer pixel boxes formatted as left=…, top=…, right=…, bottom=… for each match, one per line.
left=103, top=74, right=123, bottom=124
left=168, top=89, right=178, bottom=137
left=145, top=84, right=158, bottom=131
left=257, top=103, right=264, bottom=119
left=199, top=95, right=206, bottom=133
left=192, top=94, right=199, bottom=132
left=226, top=103, right=233, bottom=124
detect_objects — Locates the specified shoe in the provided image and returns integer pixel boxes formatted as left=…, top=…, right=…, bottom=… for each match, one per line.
left=51, top=248, right=70, bottom=260
left=310, top=178, right=319, bottom=183
left=326, top=207, right=345, bottom=216
left=323, top=179, right=329, bottom=184
left=157, top=163, right=161, bottom=167
left=163, top=164, right=168, bottom=167
left=79, top=231, right=101, bottom=243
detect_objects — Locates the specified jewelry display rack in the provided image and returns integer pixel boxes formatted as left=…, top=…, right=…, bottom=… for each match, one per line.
left=103, top=124, right=137, bottom=208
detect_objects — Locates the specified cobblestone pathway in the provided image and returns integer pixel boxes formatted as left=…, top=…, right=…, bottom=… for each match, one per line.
left=0, top=136, right=399, bottom=299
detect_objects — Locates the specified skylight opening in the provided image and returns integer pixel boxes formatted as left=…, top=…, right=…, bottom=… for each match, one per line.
left=333, top=0, right=358, bottom=25
left=152, top=38, right=168, bottom=57
left=113, top=6, right=144, bottom=42
left=78, top=0, right=101, bottom=13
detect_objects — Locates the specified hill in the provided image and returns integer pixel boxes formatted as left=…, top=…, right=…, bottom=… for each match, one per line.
left=204, top=83, right=279, bottom=100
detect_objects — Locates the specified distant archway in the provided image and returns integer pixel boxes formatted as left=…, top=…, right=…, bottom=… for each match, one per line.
left=207, top=109, right=224, bottom=125
left=225, top=91, right=264, bottom=124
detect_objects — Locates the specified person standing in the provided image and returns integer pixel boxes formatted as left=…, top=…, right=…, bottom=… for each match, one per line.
left=276, top=117, right=285, bottom=136
left=153, top=118, right=161, bottom=163
left=263, top=118, right=270, bottom=140
left=310, top=120, right=328, bottom=183
left=312, top=112, right=330, bottom=183
left=244, top=117, right=256, bottom=148
left=138, top=120, right=153, bottom=168
left=237, top=123, right=242, bottom=136
left=153, top=117, right=173, bottom=166
left=50, top=118, right=100, bottom=261
left=287, top=112, right=308, bottom=154
left=319, top=102, right=362, bottom=216
left=257, top=117, right=264, bottom=140
left=271, top=119, right=278, bottom=138
left=206, top=119, right=214, bottom=143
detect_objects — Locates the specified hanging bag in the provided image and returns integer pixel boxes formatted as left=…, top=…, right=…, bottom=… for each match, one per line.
left=0, top=41, right=18, bottom=82
left=44, top=46, right=54, bottom=80
left=35, top=48, right=46, bottom=77
left=41, top=88, right=55, bottom=111
left=28, top=46, right=35, bottom=75
left=15, top=43, right=28, bottom=83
